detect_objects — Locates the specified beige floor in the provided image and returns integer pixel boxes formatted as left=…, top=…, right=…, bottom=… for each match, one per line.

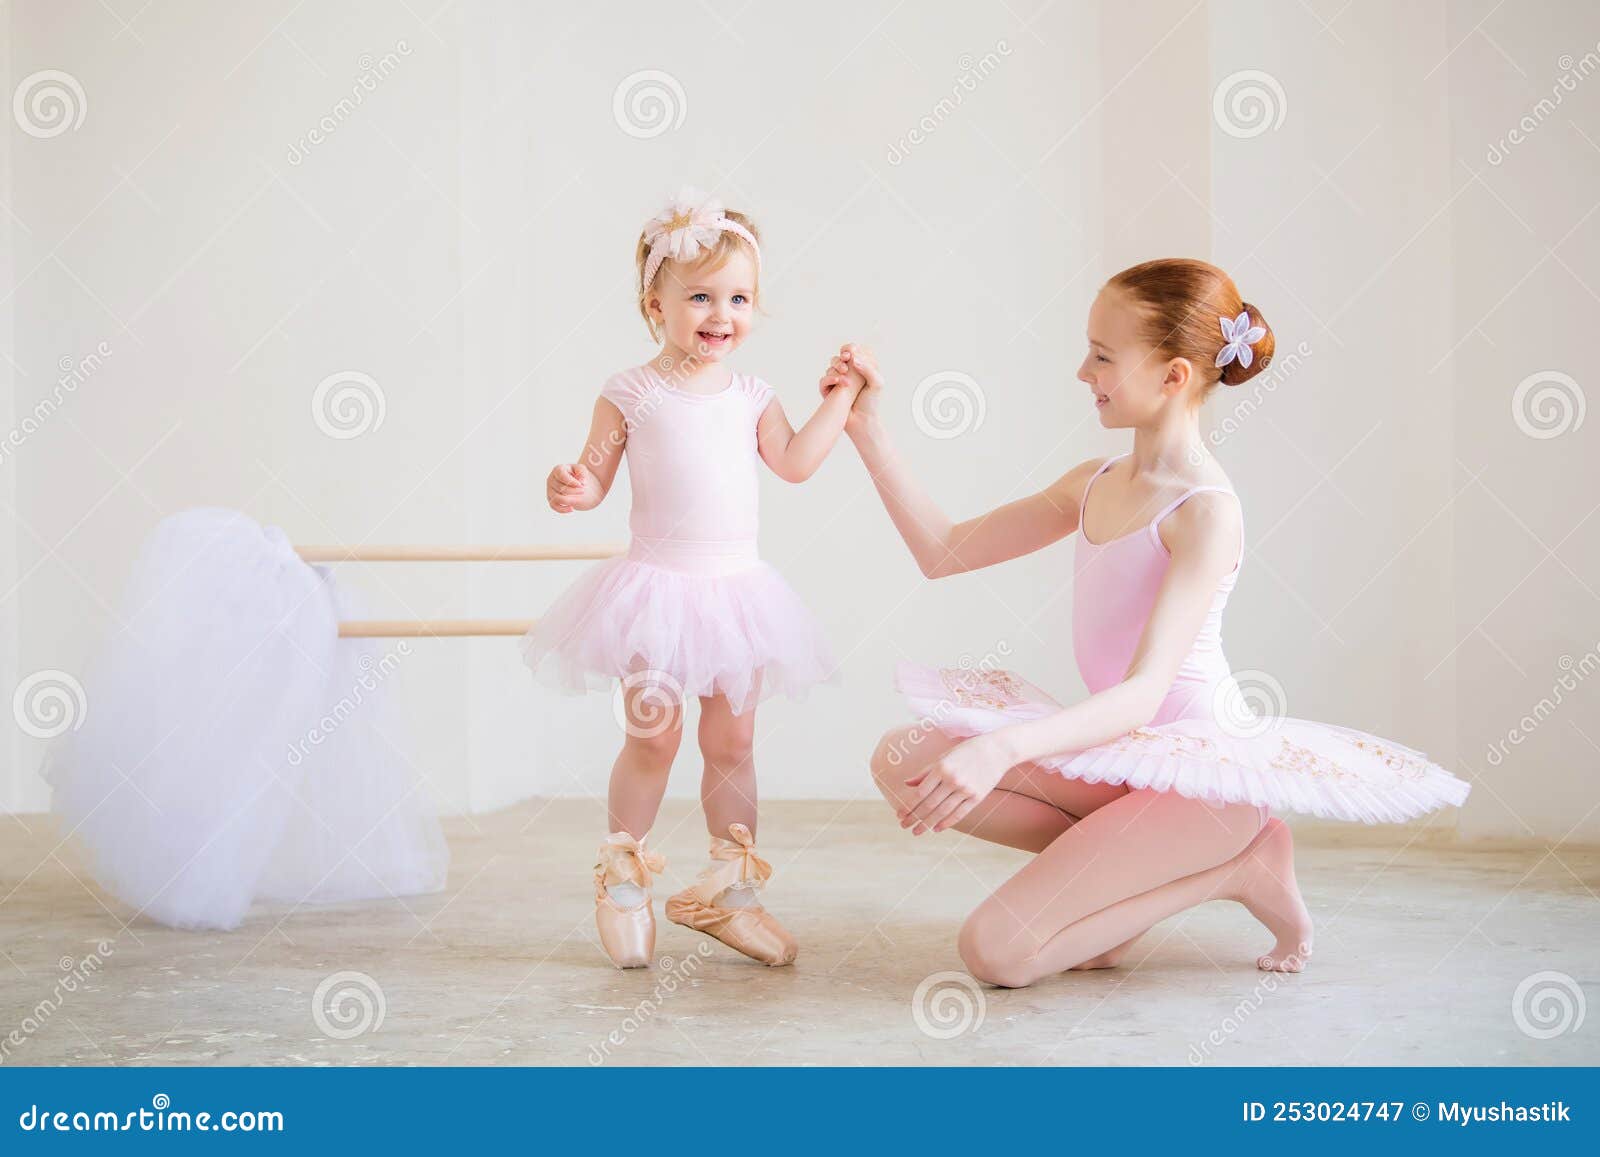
left=1, top=800, right=1596, bottom=1066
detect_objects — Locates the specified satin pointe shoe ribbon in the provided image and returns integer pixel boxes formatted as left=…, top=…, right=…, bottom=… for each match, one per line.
left=593, top=831, right=667, bottom=898
left=666, top=823, right=797, bottom=966
left=593, top=832, right=665, bottom=970
left=687, top=822, right=772, bottom=904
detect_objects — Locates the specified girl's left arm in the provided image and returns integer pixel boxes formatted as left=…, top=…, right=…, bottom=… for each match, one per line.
left=896, top=493, right=1243, bottom=833
left=755, top=378, right=863, bottom=483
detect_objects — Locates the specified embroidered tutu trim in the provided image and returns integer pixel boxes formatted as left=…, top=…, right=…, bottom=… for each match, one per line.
left=896, top=661, right=1471, bottom=825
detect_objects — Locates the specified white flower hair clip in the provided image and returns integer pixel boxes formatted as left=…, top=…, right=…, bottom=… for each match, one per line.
left=640, top=186, right=761, bottom=293
left=1214, top=310, right=1266, bottom=370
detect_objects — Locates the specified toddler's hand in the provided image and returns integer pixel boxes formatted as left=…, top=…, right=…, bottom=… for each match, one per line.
left=837, top=343, right=883, bottom=390
left=547, top=462, right=599, bottom=513
left=818, top=361, right=867, bottom=397
left=823, top=343, right=883, bottom=433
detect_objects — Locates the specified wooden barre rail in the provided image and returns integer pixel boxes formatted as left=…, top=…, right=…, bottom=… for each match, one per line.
left=338, top=619, right=537, bottom=638
left=296, top=543, right=626, bottom=563
left=294, top=542, right=623, bottom=637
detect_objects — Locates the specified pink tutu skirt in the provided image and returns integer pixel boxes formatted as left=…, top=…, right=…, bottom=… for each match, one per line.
left=896, top=662, right=1472, bottom=825
left=522, top=538, right=838, bottom=715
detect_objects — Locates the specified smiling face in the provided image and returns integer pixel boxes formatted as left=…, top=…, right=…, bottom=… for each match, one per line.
left=645, top=247, right=758, bottom=364
left=1077, top=287, right=1195, bottom=427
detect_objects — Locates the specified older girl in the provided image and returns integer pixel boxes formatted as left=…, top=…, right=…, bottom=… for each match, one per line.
left=824, top=258, right=1469, bottom=987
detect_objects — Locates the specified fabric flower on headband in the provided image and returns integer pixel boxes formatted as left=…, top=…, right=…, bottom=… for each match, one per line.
left=1214, top=310, right=1266, bottom=370
left=640, top=186, right=760, bottom=292
left=644, top=187, right=727, bottom=263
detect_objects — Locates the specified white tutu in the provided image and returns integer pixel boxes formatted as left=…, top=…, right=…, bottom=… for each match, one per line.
left=521, top=554, right=838, bottom=715
left=896, top=662, right=1472, bottom=825
left=43, top=509, right=449, bottom=930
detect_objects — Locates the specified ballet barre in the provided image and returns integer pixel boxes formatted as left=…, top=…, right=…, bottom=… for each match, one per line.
left=292, top=542, right=627, bottom=638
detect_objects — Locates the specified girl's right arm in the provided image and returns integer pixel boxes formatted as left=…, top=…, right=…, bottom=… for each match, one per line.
left=548, top=397, right=627, bottom=514
left=826, top=344, right=1094, bottom=578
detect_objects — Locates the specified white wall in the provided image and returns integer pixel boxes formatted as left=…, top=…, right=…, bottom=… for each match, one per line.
left=1446, top=3, right=1600, bottom=842
left=1205, top=1, right=1462, bottom=829
left=2, top=22, right=18, bottom=816
left=5, top=1, right=1596, bottom=841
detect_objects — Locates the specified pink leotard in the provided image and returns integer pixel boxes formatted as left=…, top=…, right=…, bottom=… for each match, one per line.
left=901, top=454, right=1469, bottom=824
left=600, top=364, right=775, bottom=576
left=1073, top=453, right=1244, bottom=727
left=523, top=361, right=835, bottom=713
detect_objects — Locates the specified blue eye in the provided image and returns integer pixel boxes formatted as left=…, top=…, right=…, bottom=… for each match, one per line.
left=691, top=293, right=709, bottom=303
left=732, top=294, right=748, bottom=305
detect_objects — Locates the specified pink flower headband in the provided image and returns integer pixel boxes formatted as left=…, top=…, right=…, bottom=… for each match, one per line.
left=640, top=187, right=761, bottom=294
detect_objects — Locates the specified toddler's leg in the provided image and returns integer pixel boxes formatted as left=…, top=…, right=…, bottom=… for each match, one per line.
left=594, top=680, right=684, bottom=969
left=698, top=690, right=759, bottom=839
left=607, top=689, right=684, bottom=838
left=667, top=687, right=796, bottom=964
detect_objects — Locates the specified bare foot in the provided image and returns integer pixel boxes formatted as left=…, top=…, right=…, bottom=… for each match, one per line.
left=1224, top=818, right=1314, bottom=972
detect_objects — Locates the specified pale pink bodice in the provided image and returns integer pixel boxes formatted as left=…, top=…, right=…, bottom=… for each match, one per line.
left=1072, top=453, right=1243, bottom=725
left=599, top=365, right=775, bottom=575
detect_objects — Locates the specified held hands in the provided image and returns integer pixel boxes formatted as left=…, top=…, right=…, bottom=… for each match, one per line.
left=897, top=731, right=1016, bottom=835
left=546, top=462, right=601, bottom=513
left=819, top=343, right=884, bottom=435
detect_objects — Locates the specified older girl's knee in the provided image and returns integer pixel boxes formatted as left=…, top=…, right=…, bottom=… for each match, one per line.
left=870, top=725, right=924, bottom=783
left=958, top=907, right=1035, bottom=989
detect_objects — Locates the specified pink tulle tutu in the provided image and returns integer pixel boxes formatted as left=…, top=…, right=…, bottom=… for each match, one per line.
left=896, top=662, right=1472, bottom=825
left=522, top=552, right=838, bottom=715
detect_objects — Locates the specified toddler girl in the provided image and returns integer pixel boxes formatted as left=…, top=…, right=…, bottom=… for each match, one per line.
left=523, top=189, right=860, bottom=969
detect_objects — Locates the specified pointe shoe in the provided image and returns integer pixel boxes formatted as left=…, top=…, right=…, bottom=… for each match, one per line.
left=666, top=823, right=798, bottom=967
left=593, top=832, right=667, bottom=969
